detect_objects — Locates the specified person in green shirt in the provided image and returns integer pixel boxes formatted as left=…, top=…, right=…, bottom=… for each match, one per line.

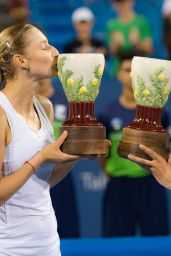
left=107, top=0, right=153, bottom=74
left=98, top=51, right=169, bottom=237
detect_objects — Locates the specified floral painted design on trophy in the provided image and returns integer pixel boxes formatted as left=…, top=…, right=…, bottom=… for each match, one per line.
left=57, top=55, right=104, bottom=126
left=58, top=56, right=103, bottom=102
left=129, top=67, right=171, bottom=132
left=132, top=67, right=170, bottom=108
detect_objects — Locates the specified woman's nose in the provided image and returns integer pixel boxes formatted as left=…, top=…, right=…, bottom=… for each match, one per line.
left=51, top=46, right=59, bottom=57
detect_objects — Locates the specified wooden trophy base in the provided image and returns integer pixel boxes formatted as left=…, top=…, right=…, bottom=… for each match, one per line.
left=118, top=127, right=169, bottom=160
left=59, top=126, right=109, bottom=155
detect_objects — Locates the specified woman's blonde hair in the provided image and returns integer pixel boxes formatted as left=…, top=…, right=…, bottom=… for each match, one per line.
left=0, top=23, right=34, bottom=83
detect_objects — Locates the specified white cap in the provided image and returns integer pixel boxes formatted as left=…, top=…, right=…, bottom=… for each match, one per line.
left=72, top=7, right=94, bottom=23
left=162, top=0, right=171, bottom=15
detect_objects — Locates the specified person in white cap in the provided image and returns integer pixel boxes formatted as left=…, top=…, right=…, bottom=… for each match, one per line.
left=162, top=0, right=171, bottom=59
left=162, top=0, right=171, bottom=17
left=63, top=7, right=106, bottom=55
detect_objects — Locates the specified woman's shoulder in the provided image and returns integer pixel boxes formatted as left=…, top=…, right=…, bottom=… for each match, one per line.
left=0, top=105, right=11, bottom=146
left=0, top=104, right=9, bottom=126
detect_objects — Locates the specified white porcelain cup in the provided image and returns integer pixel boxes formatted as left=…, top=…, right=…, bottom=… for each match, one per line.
left=131, top=56, right=171, bottom=108
left=57, top=53, right=105, bottom=102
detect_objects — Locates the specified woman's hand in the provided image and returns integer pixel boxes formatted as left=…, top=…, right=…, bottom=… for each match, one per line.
left=39, top=131, right=79, bottom=163
left=128, top=144, right=171, bottom=189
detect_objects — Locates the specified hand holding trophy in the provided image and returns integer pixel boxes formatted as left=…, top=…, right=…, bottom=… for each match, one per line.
left=118, top=56, right=171, bottom=160
left=56, top=53, right=109, bottom=155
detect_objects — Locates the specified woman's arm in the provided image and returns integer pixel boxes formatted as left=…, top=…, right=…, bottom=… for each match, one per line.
left=49, top=160, right=77, bottom=188
left=128, top=145, right=171, bottom=189
left=0, top=104, right=78, bottom=206
left=0, top=106, right=43, bottom=206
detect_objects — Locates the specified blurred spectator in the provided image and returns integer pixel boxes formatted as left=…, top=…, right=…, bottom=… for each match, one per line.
left=6, top=0, right=43, bottom=32
left=98, top=51, right=169, bottom=237
left=7, top=0, right=30, bottom=24
left=36, top=80, right=80, bottom=238
left=0, top=0, right=11, bottom=31
left=162, top=0, right=171, bottom=60
left=107, top=0, right=153, bottom=74
left=0, top=0, right=30, bottom=89
left=64, top=7, right=107, bottom=55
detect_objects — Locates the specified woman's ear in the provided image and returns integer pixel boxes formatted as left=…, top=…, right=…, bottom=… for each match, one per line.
left=13, top=54, right=29, bottom=70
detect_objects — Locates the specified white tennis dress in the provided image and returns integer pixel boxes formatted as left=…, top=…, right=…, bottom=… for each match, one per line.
left=0, top=92, right=61, bottom=256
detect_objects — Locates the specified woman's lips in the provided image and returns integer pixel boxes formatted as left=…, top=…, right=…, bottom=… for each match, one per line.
left=51, top=56, right=58, bottom=76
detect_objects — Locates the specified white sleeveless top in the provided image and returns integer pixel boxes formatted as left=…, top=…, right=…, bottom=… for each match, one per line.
left=0, top=92, right=61, bottom=256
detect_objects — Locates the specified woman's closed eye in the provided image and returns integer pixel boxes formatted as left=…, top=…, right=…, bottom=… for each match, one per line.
left=42, top=45, right=49, bottom=50
left=41, top=41, right=50, bottom=50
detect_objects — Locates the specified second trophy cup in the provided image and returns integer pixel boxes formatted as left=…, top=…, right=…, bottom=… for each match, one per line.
left=118, top=56, right=171, bottom=160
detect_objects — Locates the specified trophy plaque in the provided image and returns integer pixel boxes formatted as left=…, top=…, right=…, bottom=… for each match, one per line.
left=57, top=53, right=109, bottom=155
left=118, top=56, right=171, bottom=160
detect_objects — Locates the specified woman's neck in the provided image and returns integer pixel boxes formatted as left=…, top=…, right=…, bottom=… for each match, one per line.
left=2, top=78, right=39, bottom=114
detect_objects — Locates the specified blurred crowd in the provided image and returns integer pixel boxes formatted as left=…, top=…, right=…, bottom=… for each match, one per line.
left=0, top=0, right=171, bottom=239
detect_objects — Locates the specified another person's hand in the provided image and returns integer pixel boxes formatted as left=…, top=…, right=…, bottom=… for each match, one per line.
left=39, top=131, right=79, bottom=163
left=128, top=144, right=171, bottom=189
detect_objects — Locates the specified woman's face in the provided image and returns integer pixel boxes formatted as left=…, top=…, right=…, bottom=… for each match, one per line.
left=23, top=27, right=59, bottom=79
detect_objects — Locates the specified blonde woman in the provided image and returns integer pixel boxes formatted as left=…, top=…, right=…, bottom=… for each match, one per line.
left=0, top=24, right=80, bottom=256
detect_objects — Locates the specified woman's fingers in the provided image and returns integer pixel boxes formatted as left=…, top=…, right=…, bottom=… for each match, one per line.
left=128, top=154, right=154, bottom=167
left=139, top=144, right=164, bottom=161
left=50, top=131, right=80, bottom=161
left=56, top=131, right=68, bottom=147
left=128, top=144, right=165, bottom=167
left=128, top=145, right=166, bottom=172
left=59, top=152, right=79, bottom=161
